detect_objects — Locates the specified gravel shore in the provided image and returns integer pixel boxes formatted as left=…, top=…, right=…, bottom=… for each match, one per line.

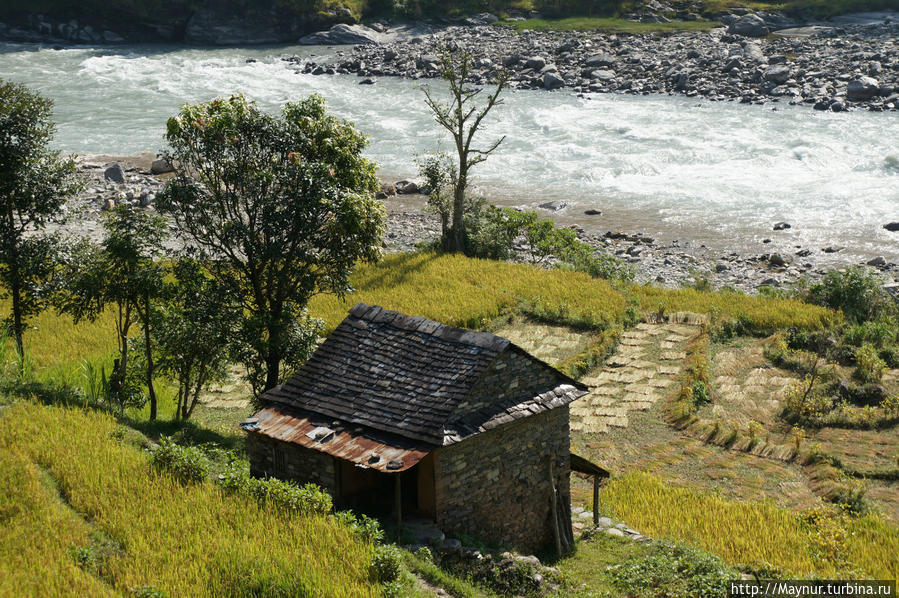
left=52, top=154, right=898, bottom=297
left=290, top=17, right=899, bottom=112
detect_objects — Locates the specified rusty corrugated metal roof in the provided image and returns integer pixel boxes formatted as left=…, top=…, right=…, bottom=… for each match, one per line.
left=242, top=403, right=434, bottom=473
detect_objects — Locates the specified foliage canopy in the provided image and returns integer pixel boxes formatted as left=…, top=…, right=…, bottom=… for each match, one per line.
left=158, top=94, right=385, bottom=392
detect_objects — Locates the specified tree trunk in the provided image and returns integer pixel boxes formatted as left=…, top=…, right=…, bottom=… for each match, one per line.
left=143, top=292, right=157, bottom=421
left=451, top=165, right=467, bottom=254
left=5, top=210, right=24, bottom=358
left=264, top=351, right=280, bottom=392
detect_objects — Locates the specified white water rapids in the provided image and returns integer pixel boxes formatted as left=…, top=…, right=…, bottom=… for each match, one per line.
left=1, top=41, right=897, bottom=261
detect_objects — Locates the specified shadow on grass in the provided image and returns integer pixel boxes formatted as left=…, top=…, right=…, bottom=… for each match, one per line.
left=0, top=377, right=243, bottom=453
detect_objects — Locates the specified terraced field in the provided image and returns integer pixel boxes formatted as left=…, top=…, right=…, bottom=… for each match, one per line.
left=503, top=318, right=898, bottom=521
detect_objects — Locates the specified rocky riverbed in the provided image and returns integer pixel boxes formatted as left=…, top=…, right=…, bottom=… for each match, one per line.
left=50, top=155, right=899, bottom=297
left=289, top=16, right=899, bottom=112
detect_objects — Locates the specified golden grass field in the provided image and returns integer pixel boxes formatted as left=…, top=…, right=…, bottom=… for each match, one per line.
left=4, top=250, right=893, bottom=596
left=0, top=402, right=380, bottom=598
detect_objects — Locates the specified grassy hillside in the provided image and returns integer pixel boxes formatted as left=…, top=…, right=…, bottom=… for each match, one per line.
left=0, top=402, right=380, bottom=598
left=3, top=251, right=895, bottom=596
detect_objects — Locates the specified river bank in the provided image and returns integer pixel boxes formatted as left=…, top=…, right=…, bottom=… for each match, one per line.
left=52, top=154, right=899, bottom=295
left=291, top=16, right=899, bottom=112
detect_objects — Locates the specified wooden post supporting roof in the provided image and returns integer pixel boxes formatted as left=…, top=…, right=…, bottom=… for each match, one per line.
left=394, top=473, right=402, bottom=529
left=570, top=453, right=610, bottom=529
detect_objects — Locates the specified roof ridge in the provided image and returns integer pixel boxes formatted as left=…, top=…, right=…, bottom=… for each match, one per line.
left=349, top=302, right=510, bottom=351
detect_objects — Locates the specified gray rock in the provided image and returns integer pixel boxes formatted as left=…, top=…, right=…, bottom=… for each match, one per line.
left=847, top=76, right=880, bottom=100
left=763, top=64, right=791, bottom=84
left=606, top=527, right=626, bottom=537
left=103, top=198, right=116, bottom=211
left=883, top=222, right=899, bottom=232
left=543, top=72, right=565, bottom=90
left=395, top=180, right=420, bottom=194
left=525, top=56, right=546, bottom=70
left=299, top=24, right=382, bottom=46
left=728, top=14, right=769, bottom=37
left=538, top=200, right=567, bottom=211
left=585, top=53, right=616, bottom=68
left=773, top=221, right=791, bottom=230
left=104, top=163, right=126, bottom=184
left=597, top=517, right=614, bottom=527
left=584, top=209, right=602, bottom=216
left=866, top=256, right=886, bottom=266
left=769, top=253, right=789, bottom=267
left=590, top=69, right=616, bottom=81
left=150, top=159, right=174, bottom=175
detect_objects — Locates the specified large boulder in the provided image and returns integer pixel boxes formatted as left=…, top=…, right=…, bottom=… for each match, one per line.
left=150, top=159, right=174, bottom=175
left=543, top=72, right=565, bottom=90
left=299, top=24, right=381, bottom=45
left=728, top=14, right=768, bottom=37
left=585, top=53, right=616, bottom=68
left=104, top=163, right=125, bottom=184
left=763, top=64, right=791, bottom=84
left=525, top=56, right=546, bottom=71
left=847, top=76, right=880, bottom=100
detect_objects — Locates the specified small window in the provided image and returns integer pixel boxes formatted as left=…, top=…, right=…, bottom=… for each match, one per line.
left=272, top=445, right=287, bottom=475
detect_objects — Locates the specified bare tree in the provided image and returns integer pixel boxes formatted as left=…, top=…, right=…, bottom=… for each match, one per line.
left=422, top=51, right=508, bottom=254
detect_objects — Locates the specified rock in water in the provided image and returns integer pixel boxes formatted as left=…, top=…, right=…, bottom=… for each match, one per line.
left=538, top=200, right=568, bottom=212
left=847, top=76, right=880, bottom=100
left=773, top=221, right=791, bottom=230
left=299, top=24, right=382, bottom=46
left=104, top=163, right=125, bottom=183
left=543, top=72, right=565, bottom=90
left=884, top=222, right=899, bottom=232
left=727, top=14, right=769, bottom=37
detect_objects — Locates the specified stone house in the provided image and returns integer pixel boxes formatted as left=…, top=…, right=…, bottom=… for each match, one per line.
left=241, top=303, right=590, bottom=553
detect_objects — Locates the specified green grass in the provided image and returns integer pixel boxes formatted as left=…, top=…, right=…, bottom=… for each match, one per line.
left=497, top=16, right=722, bottom=32
left=0, top=401, right=380, bottom=598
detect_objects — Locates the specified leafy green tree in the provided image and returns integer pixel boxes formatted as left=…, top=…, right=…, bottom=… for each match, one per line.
left=423, top=51, right=508, bottom=254
left=56, top=207, right=168, bottom=418
left=158, top=94, right=384, bottom=393
left=0, top=80, right=81, bottom=356
left=152, top=258, right=237, bottom=420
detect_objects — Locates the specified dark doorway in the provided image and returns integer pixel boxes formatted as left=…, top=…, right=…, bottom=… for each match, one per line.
left=335, top=454, right=435, bottom=520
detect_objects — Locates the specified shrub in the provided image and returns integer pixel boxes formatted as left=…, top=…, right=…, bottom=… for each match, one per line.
left=557, top=241, right=635, bottom=283
left=334, top=510, right=384, bottom=543
left=370, top=545, right=403, bottom=583
left=855, top=344, right=886, bottom=383
left=150, top=437, right=209, bottom=484
left=807, top=266, right=893, bottom=323
left=217, top=460, right=332, bottom=516
left=464, top=204, right=533, bottom=260
left=605, top=541, right=736, bottom=598
left=691, top=380, right=710, bottom=407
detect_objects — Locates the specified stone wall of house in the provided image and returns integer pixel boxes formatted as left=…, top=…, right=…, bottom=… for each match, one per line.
left=246, top=433, right=337, bottom=493
left=434, top=406, right=570, bottom=553
left=451, top=348, right=561, bottom=422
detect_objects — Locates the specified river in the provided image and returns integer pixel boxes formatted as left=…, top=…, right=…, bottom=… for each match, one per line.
left=1, top=41, right=897, bottom=262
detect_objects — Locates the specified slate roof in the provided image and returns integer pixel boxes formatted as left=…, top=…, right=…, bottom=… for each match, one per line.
left=258, top=303, right=587, bottom=446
